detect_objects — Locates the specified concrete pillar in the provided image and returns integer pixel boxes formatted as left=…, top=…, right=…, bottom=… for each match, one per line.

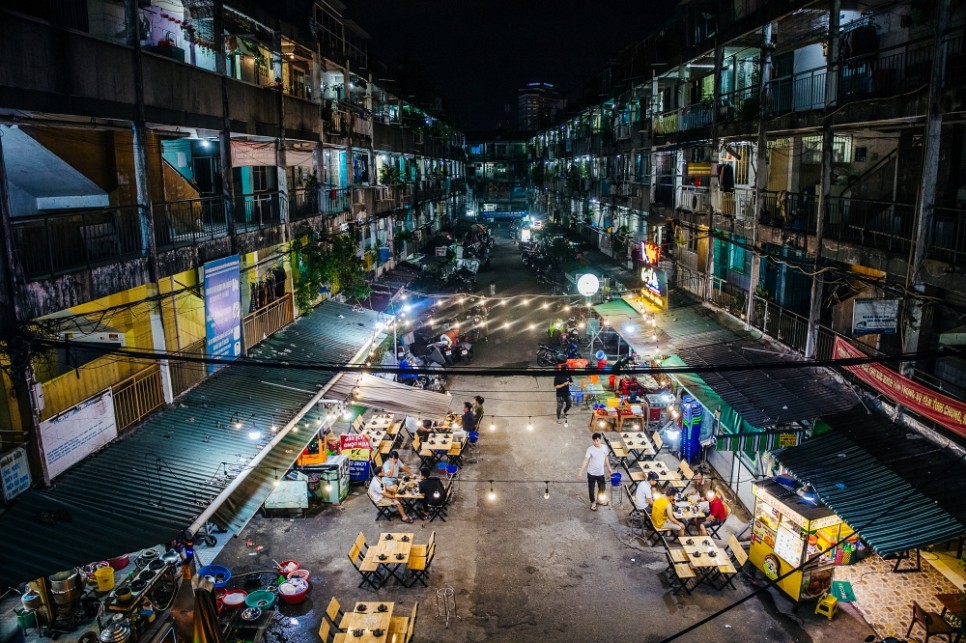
left=745, top=22, right=773, bottom=329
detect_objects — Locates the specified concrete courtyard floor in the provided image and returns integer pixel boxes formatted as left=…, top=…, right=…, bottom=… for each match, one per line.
left=206, top=226, right=878, bottom=643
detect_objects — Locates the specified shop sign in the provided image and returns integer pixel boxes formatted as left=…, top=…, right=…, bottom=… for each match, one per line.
left=833, top=338, right=966, bottom=438
left=340, top=433, right=372, bottom=481
left=852, top=299, right=898, bottom=335
left=641, top=242, right=660, bottom=266
left=435, top=246, right=448, bottom=257
left=639, top=266, right=668, bottom=308
left=39, top=389, right=118, bottom=480
left=778, top=433, right=799, bottom=447
left=0, top=446, right=31, bottom=501
left=204, top=254, right=242, bottom=374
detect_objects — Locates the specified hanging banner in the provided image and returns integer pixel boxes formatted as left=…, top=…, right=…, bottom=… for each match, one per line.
left=852, top=299, right=899, bottom=335
left=204, top=255, right=242, bottom=374
left=832, top=338, right=966, bottom=438
left=340, top=433, right=372, bottom=481
left=39, top=389, right=118, bottom=479
left=0, top=446, right=31, bottom=500
left=640, top=266, right=669, bottom=309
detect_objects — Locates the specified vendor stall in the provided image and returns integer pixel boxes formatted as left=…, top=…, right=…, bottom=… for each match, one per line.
left=750, top=479, right=854, bottom=604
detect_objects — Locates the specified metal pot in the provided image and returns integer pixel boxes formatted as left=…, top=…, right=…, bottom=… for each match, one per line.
left=49, top=569, right=81, bottom=593
left=21, top=591, right=43, bottom=611
left=51, top=586, right=79, bottom=605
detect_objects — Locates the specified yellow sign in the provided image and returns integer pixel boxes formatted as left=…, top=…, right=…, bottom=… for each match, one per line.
left=778, top=433, right=798, bottom=447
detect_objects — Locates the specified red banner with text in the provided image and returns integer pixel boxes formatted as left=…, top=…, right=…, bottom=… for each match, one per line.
left=832, top=337, right=966, bottom=438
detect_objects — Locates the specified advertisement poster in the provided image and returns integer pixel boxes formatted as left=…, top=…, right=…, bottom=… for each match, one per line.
left=852, top=299, right=899, bottom=335
left=0, top=446, right=31, bottom=500
left=39, top=389, right=118, bottom=479
left=204, top=255, right=242, bottom=374
left=640, top=266, right=669, bottom=308
left=833, top=338, right=966, bottom=438
left=340, top=433, right=372, bottom=481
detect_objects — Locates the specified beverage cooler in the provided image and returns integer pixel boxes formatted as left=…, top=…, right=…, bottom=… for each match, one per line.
left=318, top=455, right=350, bottom=503
left=749, top=479, right=851, bottom=603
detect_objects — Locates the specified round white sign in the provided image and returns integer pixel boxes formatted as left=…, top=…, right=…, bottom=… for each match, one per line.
left=577, top=274, right=600, bottom=296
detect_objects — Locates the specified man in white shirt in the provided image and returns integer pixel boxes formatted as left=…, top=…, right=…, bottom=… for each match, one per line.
left=633, top=471, right=660, bottom=511
left=367, top=476, right=414, bottom=523
left=381, top=450, right=413, bottom=483
left=577, top=432, right=612, bottom=511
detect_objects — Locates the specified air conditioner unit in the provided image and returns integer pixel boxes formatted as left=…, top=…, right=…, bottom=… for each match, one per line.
left=412, top=229, right=423, bottom=242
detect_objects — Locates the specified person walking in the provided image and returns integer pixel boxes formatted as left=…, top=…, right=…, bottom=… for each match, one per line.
left=577, top=432, right=611, bottom=511
left=554, top=364, right=574, bottom=424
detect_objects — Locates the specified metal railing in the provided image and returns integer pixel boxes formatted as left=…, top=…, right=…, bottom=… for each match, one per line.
left=321, top=186, right=350, bottom=214
left=290, top=187, right=320, bottom=221
left=154, top=197, right=229, bottom=250
left=13, top=205, right=142, bottom=279
left=234, top=192, right=282, bottom=231
left=765, top=66, right=826, bottom=116
left=170, top=338, right=207, bottom=399
left=243, top=292, right=294, bottom=353
left=112, top=364, right=164, bottom=432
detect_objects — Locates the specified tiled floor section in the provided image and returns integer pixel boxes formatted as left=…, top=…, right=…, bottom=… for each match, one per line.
left=835, top=552, right=962, bottom=642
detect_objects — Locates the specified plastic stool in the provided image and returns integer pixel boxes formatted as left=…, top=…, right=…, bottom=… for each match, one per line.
left=815, top=594, right=837, bottom=620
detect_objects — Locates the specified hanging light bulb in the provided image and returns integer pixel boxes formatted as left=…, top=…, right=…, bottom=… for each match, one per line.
left=433, top=489, right=441, bottom=499
left=523, top=298, right=531, bottom=306
left=527, top=417, right=533, bottom=431
left=316, top=415, right=322, bottom=426
left=541, top=302, right=549, bottom=309
left=273, top=470, right=280, bottom=487
left=544, top=481, right=550, bottom=500
left=248, top=429, right=261, bottom=441
left=271, top=417, right=278, bottom=432
left=598, top=420, right=606, bottom=428
left=528, top=323, right=535, bottom=330
left=324, top=481, right=332, bottom=493
left=487, top=481, right=496, bottom=501
left=343, top=408, right=352, bottom=420
left=598, top=491, right=608, bottom=504
left=489, top=421, right=495, bottom=431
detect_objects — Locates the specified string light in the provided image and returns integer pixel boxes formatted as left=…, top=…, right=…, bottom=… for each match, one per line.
left=487, top=481, right=496, bottom=501
left=544, top=481, right=550, bottom=500
left=231, top=412, right=242, bottom=429
left=273, top=469, right=280, bottom=487
left=271, top=417, right=278, bottom=432
left=248, top=428, right=261, bottom=441
left=527, top=416, right=533, bottom=431
left=489, top=421, right=495, bottom=431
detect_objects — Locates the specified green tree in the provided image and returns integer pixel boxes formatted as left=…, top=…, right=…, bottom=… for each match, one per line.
left=292, top=234, right=371, bottom=311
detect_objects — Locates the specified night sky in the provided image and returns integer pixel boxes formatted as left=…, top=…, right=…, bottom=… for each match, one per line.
left=344, top=1, right=675, bottom=131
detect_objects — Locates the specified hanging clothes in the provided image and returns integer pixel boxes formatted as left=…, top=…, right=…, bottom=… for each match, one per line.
left=719, top=164, right=735, bottom=193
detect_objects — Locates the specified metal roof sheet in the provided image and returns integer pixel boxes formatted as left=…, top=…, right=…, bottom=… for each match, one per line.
left=775, top=412, right=966, bottom=557
left=0, top=301, right=380, bottom=587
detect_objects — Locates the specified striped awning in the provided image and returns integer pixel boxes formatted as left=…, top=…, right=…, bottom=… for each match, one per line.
left=715, top=428, right=806, bottom=452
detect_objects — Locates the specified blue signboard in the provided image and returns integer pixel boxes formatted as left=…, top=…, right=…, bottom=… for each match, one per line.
left=204, top=255, right=242, bottom=374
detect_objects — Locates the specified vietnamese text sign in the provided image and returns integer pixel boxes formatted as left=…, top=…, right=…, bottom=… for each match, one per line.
left=341, top=433, right=372, bottom=481
left=39, top=389, right=118, bottom=479
left=853, top=299, right=898, bottom=335
left=833, top=337, right=966, bottom=437
left=640, top=266, right=669, bottom=308
left=641, top=242, right=661, bottom=265
left=204, top=255, right=242, bottom=374
left=0, top=447, right=31, bottom=500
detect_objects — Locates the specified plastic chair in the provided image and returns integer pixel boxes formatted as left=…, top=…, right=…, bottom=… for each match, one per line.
left=815, top=594, right=838, bottom=621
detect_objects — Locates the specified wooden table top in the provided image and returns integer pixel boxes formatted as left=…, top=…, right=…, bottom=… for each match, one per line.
left=340, top=602, right=394, bottom=642
left=638, top=461, right=681, bottom=481
left=681, top=539, right=725, bottom=568
left=372, top=533, right=415, bottom=557
left=359, top=427, right=389, bottom=444
left=673, top=501, right=707, bottom=521
left=364, top=415, right=395, bottom=429
left=425, top=432, right=453, bottom=451
left=620, top=432, right=654, bottom=451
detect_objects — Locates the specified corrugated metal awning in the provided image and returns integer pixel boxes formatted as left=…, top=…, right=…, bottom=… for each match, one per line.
left=715, top=427, right=806, bottom=452
left=775, top=416, right=966, bottom=557
left=328, top=373, right=453, bottom=419
left=0, top=301, right=381, bottom=587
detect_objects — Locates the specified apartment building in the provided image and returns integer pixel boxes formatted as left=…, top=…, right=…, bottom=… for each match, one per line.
left=465, top=130, right=531, bottom=221
left=0, top=0, right=465, bottom=484
left=530, top=0, right=966, bottom=489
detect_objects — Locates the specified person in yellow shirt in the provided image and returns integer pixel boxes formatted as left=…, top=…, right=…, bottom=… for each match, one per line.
left=651, top=492, right=685, bottom=538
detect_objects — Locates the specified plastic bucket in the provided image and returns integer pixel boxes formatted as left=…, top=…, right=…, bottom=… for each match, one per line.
left=446, top=464, right=459, bottom=477
left=94, top=565, right=115, bottom=592
left=468, top=431, right=479, bottom=444
left=610, top=472, right=622, bottom=487
left=15, top=609, right=36, bottom=631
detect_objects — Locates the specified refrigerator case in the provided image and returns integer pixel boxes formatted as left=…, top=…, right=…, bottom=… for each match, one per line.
left=319, top=455, right=350, bottom=502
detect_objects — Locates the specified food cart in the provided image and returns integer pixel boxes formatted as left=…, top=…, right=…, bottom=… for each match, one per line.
left=749, top=479, right=853, bottom=604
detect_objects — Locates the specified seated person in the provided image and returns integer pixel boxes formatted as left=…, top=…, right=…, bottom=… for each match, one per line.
left=415, top=466, right=447, bottom=519
left=472, top=396, right=485, bottom=426
left=367, top=475, right=414, bottom=523
left=633, top=472, right=660, bottom=511
left=698, top=489, right=729, bottom=538
left=650, top=491, right=685, bottom=538
left=690, top=470, right=712, bottom=499
left=416, top=418, right=434, bottom=442
left=381, top=450, right=414, bottom=482
left=455, top=401, right=475, bottom=441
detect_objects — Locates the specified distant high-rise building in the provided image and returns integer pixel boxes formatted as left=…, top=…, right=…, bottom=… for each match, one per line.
left=518, top=82, right=565, bottom=131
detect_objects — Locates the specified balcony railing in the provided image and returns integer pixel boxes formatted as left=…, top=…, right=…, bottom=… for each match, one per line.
left=234, top=192, right=281, bottom=231
left=243, top=292, right=294, bottom=353
left=154, top=197, right=229, bottom=250
left=13, top=205, right=142, bottom=279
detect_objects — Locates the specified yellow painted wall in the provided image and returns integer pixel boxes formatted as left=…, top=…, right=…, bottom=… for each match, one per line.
left=159, top=268, right=206, bottom=351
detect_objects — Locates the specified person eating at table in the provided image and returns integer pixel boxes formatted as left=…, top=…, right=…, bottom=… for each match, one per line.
left=633, top=471, right=660, bottom=511
left=415, top=466, right=446, bottom=520
left=651, top=490, right=686, bottom=539
left=367, top=475, right=414, bottom=523
left=472, top=396, right=485, bottom=427
left=416, top=418, right=434, bottom=442
left=698, top=488, right=729, bottom=538
left=455, top=401, right=474, bottom=441
left=689, top=469, right=712, bottom=500
left=381, top=450, right=414, bottom=482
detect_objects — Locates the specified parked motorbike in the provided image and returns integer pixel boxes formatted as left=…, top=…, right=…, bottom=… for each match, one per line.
left=536, top=340, right=580, bottom=366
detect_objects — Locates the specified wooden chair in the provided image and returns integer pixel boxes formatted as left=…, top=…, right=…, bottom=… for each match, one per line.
left=319, top=616, right=348, bottom=642
left=906, top=601, right=958, bottom=642
left=666, top=460, right=692, bottom=493
left=665, top=551, right=696, bottom=595
left=388, top=602, right=419, bottom=643
left=727, top=535, right=749, bottom=572
left=706, top=503, right=729, bottom=540
left=622, top=460, right=646, bottom=492
left=712, top=558, right=739, bottom=590
left=325, top=596, right=347, bottom=629
left=371, top=452, right=384, bottom=479
left=353, top=532, right=369, bottom=556
left=368, top=490, right=399, bottom=522
left=351, top=415, right=365, bottom=432
left=348, top=544, right=380, bottom=590
left=636, top=502, right=664, bottom=546
left=405, top=542, right=436, bottom=587
left=652, top=432, right=666, bottom=457
left=426, top=482, right=451, bottom=523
